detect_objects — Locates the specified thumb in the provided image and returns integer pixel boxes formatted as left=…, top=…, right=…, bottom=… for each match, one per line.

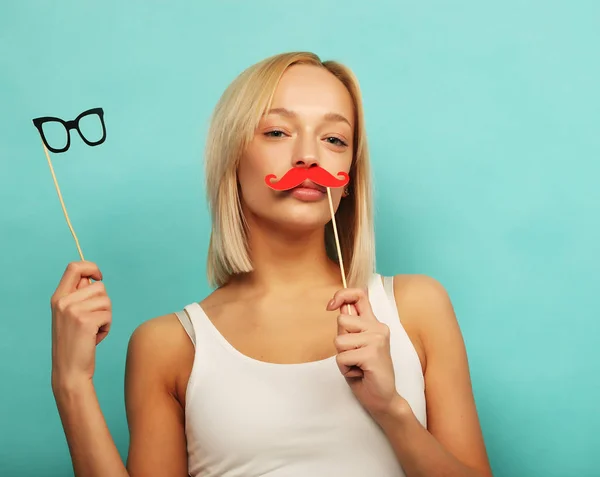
left=336, top=303, right=358, bottom=336
left=96, top=322, right=111, bottom=345
left=76, top=277, right=92, bottom=290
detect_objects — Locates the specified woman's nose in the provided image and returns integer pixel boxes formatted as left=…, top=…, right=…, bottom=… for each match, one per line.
left=293, top=156, right=319, bottom=168
left=292, top=135, right=319, bottom=168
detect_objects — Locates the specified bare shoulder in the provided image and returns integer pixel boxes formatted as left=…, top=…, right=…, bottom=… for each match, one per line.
left=127, top=312, right=195, bottom=395
left=391, top=274, right=493, bottom=476
left=128, top=314, right=193, bottom=367
left=391, top=274, right=454, bottom=321
left=388, top=274, right=455, bottom=374
left=129, top=312, right=192, bottom=348
left=394, top=274, right=458, bottom=336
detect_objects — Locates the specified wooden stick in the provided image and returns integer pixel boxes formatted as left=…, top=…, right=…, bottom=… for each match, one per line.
left=326, top=187, right=352, bottom=315
left=41, top=140, right=92, bottom=284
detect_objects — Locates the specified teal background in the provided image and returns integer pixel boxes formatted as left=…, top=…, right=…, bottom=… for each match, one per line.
left=1, top=1, right=599, bottom=476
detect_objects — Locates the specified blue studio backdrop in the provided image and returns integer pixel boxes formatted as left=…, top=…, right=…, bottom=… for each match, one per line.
left=1, top=1, right=599, bottom=476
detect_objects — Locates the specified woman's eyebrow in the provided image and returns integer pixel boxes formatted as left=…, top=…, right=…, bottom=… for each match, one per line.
left=323, top=112, right=352, bottom=128
left=266, top=108, right=351, bottom=127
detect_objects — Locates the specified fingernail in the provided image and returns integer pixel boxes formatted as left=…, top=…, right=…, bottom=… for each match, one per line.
left=327, top=298, right=336, bottom=310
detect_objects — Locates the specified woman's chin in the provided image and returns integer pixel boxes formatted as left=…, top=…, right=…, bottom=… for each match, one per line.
left=263, top=210, right=330, bottom=234
left=244, top=198, right=333, bottom=234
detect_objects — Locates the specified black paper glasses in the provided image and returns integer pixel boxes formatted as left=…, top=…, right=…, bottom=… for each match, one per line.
left=32, top=107, right=106, bottom=153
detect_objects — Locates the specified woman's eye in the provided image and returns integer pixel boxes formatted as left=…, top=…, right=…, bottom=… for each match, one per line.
left=264, top=130, right=286, bottom=138
left=326, top=137, right=348, bottom=147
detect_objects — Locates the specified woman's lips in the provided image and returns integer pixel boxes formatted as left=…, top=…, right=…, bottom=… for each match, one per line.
left=295, top=180, right=326, bottom=192
left=288, top=186, right=326, bottom=201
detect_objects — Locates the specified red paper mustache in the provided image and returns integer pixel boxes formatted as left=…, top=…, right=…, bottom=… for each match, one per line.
left=265, top=166, right=350, bottom=191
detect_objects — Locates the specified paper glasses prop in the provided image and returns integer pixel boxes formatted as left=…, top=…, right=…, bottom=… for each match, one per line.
left=32, top=108, right=106, bottom=275
left=265, top=166, right=353, bottom=312
left=32, top=107, right=106, bottom=153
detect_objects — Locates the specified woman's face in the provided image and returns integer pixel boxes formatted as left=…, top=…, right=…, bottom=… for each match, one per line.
left=238, top=64, right=355, bottom=232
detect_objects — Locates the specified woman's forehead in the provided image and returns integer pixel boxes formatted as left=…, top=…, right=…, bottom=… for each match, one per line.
left=268, top=65, right=354, bottom=123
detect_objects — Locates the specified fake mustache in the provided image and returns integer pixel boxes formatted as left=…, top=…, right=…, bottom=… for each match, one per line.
left=265, top=166, right=350, bottom=191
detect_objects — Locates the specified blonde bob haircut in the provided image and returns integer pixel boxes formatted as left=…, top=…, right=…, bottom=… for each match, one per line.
left=205, top=51, right=376, bottom=289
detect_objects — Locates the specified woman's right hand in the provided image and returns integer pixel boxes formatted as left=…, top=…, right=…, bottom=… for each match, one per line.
left=50, top=261, right=112, bottom=393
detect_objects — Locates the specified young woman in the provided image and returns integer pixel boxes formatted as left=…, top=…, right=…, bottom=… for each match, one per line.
left=50, top=52, right=494, bottom=477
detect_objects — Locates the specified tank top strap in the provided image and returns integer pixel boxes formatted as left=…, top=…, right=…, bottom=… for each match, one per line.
left=175, top=309, right=196, bottom=346
left=176, top=302, right=239, bottom=359
left=382, top=275, right=395, bottom=304
left=175, top=303, right=216, bottom=348
left=367, top=273, right=398, bottom=328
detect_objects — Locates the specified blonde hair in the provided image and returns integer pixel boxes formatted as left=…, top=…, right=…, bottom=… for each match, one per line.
left=205, top=52, right=375, bottom=289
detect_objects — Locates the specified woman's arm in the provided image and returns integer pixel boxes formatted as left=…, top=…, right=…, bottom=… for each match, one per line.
left=124, top=315, right=191, bottom=476
left=54, top=380, right=130, bottom=477
left=374, top=274, right=493, bottom=477
left=375, top=398, right=491, bottom=477
left=53, top=314, right=190, bottom=477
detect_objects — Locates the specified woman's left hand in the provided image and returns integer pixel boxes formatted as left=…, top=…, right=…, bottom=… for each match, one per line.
left=328, top=287, right=403, bottom=418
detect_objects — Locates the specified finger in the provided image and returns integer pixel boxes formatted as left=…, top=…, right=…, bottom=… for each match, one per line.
left=334, top=332, right=368, bottom=352
left=341, top=303, right=358, bottom=316
left=337, top=314, right=368, bottom=335
left=69, top=296, right=112, bottom=316
left=64, top=308, right=112, bottom=346
left=70, top=281, right=108, bottom=304
left=54, top=261, right=103, bottom=299
left=68, top=306, right=112, bottom=341
left=336, top=348, right=369, bottom=377
left=338, top=365, right=365, bottom=378
left=343, top=366, right=363, bottom=379
left=76, top=277, right=90, bottom=290
left=86, top=309, right=112, bottom=344
left=327, top=288, right=376, bottom=320
left=55, top=281, right=108, bottom=310
left=96, top=320, right=111, bottom=346
left=336, top=351, right=364, bottom=377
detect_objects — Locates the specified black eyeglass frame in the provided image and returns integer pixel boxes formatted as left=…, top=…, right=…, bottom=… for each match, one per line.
left=32, top=107, right=106, bottom=153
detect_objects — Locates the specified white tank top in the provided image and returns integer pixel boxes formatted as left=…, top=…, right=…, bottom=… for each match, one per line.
left=175, top=273, right=426, bottom=477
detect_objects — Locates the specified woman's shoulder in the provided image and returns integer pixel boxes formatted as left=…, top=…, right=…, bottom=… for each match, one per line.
left=387, top=273, right=452, bottom=310
left=130, top=312, right=193, bottom=347
left=127, top=312, right=195, bottom=396
left=385, top=273, right=460, bottom=373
